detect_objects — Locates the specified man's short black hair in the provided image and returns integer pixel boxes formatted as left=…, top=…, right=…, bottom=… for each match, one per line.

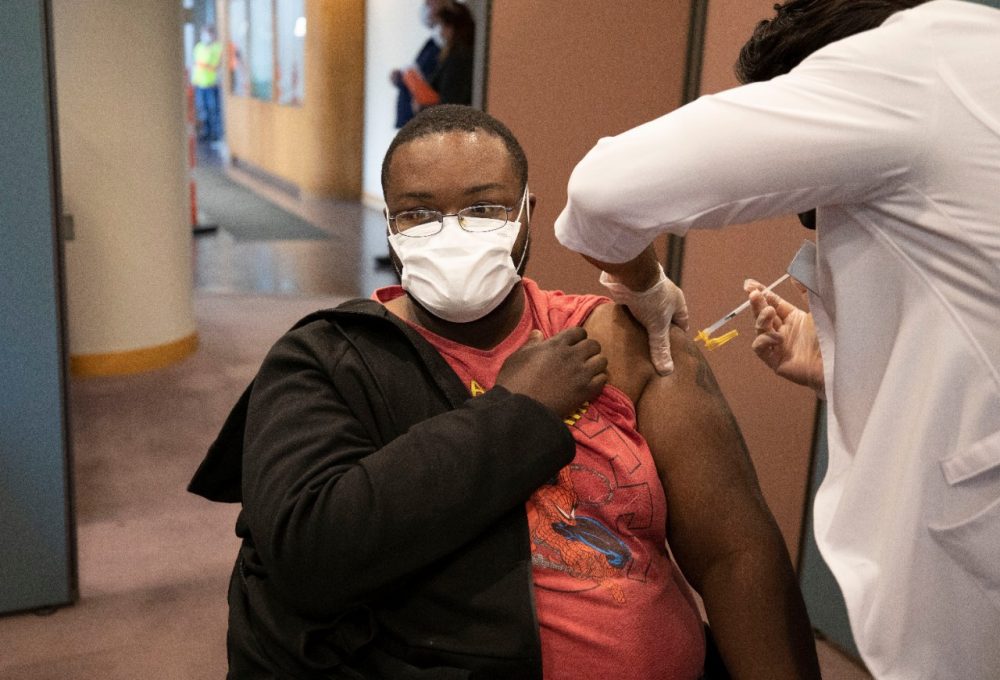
left=735, top=0, right=929, bottom=84
left=381, top=105, right=528, bottom=194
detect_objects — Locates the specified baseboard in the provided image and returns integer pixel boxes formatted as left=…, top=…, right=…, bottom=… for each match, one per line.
left=70, top=333, right=199, bottom=377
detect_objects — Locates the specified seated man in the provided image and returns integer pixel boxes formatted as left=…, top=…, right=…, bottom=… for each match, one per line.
left=189, top=105, right=820, bottom=680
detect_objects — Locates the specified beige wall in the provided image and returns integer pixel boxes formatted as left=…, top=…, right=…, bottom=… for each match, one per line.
left=488, top=0, right=816, bottom=563
left=487, top=0, right=692, bottom=297
left=222, top=0, right=365, bottom=198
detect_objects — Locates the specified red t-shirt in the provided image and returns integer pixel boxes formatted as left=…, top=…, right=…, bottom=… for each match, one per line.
left=375, top=279, right=706, bottom=679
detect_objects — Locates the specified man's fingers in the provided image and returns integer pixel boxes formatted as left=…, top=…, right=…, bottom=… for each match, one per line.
left=576, top=338, right=603, bottom=361
left=587, top=371, right=609, bottom=395
left=553, top=326, right=587, bottom=345
left=585, top=353, right=609, bottom=375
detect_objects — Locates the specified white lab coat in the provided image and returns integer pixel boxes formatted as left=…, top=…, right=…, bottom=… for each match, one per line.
left=555, top=2, right=1000, bottom=678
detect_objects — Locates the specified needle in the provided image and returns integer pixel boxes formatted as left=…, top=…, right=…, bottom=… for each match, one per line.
left=696, top=273, right=790, bottom=350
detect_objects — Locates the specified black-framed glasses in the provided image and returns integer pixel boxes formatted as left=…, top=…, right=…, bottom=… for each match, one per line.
left=386, top=188, right=528, bottom=238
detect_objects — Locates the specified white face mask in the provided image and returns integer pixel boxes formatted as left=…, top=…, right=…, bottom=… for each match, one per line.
left=387, top=190, right=529, bottom=324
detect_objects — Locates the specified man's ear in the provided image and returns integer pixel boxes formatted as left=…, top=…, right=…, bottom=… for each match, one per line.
left=528, top=193, right=537, bottom=220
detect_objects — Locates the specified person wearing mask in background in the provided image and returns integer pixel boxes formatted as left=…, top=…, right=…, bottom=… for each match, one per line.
left=189, top=105, right=820, bottom=679
left=192, top=24, right=223, bottom=142
left=401, top=3, right=476, bottom=111
left=428, top=3, right=475, bottom=106
left=390, top=0, right=454, bottom=129
left=553, top=1, right=1000, bottom=678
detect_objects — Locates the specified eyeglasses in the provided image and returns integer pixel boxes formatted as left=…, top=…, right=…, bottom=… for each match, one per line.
left=386, top=188, right=528, bottom=238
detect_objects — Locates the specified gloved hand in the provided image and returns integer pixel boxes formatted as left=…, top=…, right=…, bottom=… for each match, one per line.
left=744, top=279, right=825, bottom=398
left=600, top=264, right=689, bottom=375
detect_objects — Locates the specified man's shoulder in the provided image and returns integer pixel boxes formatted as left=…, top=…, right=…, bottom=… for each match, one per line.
left=269, top=299, right=404, bottom=357
left=523, top=277, right=609, bottom=330
left=582, top=302, right=655, bottom=404
left=525, top=280, right=709, bottom=405
left=583, top=302, right=706, bottom=407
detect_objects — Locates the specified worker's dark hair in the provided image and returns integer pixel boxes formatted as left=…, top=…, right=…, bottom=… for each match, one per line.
left=437, top=3, right=476, bottom=51
left=381, top=104, right=528, bottom=193
left=735, top=0, right=930, bottom=83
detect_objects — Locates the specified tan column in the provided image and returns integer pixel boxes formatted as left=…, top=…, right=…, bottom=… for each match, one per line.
left=53, top=0, right=197, bottom=376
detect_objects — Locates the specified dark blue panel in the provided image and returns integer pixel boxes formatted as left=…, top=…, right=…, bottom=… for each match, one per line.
left=0, top=0, right=75, bottom=614
left=799, top=408, right=859, bottom=659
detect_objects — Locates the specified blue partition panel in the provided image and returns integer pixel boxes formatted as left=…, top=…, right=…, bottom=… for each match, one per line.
left=799, top=408, right=859, bottom=659
left=0, top=0, right=76, bottom=615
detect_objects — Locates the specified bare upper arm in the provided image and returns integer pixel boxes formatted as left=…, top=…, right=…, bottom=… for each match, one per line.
left=585, top=305, right=777, bottom=589
left=582, top=302, right=655, bottom=404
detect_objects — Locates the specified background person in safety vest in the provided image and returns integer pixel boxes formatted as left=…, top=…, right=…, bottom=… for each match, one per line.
left=192, top=24, right=223, bottom=143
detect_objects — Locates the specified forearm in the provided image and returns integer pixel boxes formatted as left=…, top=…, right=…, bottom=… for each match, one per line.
left=583, top=244, right=661, bottom=291
left=699, top=540, right=820, bottom=680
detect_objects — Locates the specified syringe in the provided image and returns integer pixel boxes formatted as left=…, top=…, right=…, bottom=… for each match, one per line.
left=695, top=273, right=790, bottom=350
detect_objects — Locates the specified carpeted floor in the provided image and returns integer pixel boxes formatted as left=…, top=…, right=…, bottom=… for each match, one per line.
left=0, top=292, right=345, bottom=680
left=193, top=165, right=332, bottom=241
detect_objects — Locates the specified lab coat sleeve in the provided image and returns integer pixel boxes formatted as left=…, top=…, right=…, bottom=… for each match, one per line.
left=554, top=25, right=939, bottom=263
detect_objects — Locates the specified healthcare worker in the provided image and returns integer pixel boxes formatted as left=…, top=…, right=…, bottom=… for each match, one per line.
left=554, top=1, right=1000, bottom=679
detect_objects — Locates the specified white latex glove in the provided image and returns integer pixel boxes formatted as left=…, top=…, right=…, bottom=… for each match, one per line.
left=600, top=264, right=689, bottom=375
left=744, top=279, right=825, bottom=399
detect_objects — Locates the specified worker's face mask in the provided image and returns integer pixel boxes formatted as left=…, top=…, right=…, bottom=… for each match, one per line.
left=387, top=189, right=529, bottom=324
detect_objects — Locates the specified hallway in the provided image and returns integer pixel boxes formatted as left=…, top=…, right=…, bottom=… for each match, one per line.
left=192, top=144, right=397, bottom=298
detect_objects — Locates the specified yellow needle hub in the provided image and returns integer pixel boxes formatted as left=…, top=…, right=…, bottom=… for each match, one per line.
left=695, top=328, right=740, bottom=351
